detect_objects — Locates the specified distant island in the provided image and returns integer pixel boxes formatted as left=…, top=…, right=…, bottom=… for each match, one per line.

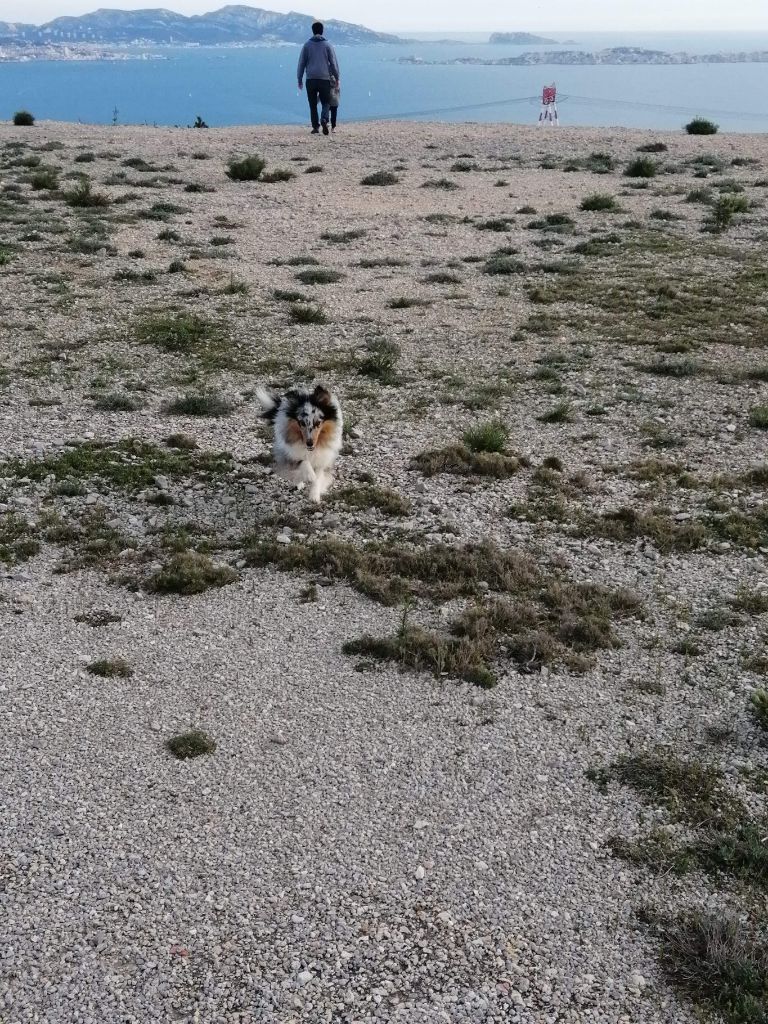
left=398, top=46, right=768, bottom=66
left=0, top=4, right=404, bottom=57
left=489, top=32, right=559, bottom=45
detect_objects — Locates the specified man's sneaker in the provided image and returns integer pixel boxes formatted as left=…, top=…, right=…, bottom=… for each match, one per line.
left=311, top=127, right=320, bottom=134
left=322, top=123, right=329, bottom=135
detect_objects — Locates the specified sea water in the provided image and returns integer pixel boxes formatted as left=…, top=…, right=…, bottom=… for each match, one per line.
left=2, top=31, right=768, bottom=131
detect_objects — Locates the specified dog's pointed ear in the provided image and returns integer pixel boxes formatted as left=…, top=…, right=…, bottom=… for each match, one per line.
left=312, top=384, right=332, bottom=407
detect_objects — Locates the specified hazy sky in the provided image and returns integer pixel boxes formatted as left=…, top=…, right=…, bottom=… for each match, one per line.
left=5, top=0, right=768, bottom=31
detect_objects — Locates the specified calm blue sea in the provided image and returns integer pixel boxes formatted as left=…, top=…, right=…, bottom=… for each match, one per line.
left=2, top=32, right=768, bottom=131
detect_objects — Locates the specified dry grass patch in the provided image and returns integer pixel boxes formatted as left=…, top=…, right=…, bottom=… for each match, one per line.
left=413, top=445, right=522, bottom=479
left=335, top=484, right=412, bottom=517
left=245, top=535, right=639, bottom=685
left=0, top=515, right=41, bottom=565
left=146, top=552, right=237, bottom=595
left=166, top=729, right=216, bottom=759
left=654, top=913, right=768, bottom=1024
left=86, top=657, right=133, bottom=678
left=4, top=439, right=231, bottom=492
left=134, top=311, right=243, bottom=370
left=165, top=391, right=235, bottom=417
left=592, top=749, right=744, bottom=828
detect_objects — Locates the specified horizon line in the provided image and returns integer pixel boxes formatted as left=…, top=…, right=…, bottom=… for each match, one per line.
left=2, top=8, right=768, bottom=32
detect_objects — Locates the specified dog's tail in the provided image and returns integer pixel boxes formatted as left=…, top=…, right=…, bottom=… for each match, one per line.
left=255, top=387, right=280, bottom=422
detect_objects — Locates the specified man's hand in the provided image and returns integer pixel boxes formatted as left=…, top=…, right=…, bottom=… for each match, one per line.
left=297, top=81, right=303, bottom=90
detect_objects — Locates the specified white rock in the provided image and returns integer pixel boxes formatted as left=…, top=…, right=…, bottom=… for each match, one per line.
left=414, top=865, right=426, bottom=880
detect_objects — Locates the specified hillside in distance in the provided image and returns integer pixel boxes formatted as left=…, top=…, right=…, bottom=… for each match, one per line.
left=489, top=32, right=559, bottom=44
left=0, top=5, right=403, bottom=45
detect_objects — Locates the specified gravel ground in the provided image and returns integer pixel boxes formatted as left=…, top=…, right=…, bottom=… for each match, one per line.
left=1, top=120, right=767, bottom=1023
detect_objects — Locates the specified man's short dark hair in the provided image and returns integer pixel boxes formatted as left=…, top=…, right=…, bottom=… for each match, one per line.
left=312, top=21, right=323, bottom=35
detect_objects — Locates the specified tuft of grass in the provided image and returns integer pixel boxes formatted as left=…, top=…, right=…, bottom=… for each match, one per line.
left=584, top=506, right=708, bottom=552
left=63, top=178, right=110, bottom=207
left=289, top=302, right=327, bottom=324
left=594, top=749, right=744, bottom=827
left=29, top=167, right=59, bottom=191
left=134, top=312, right=237, bottom=369
left=483, top=254, right=526, bottom=276
left=751, top=690, right=768, bottom=732
left=357, top=339, right=400, bottom=384
left=114, top=268, right=159, bottom=284
left=462, top=420, right=508, bottom=454
left=164, top=432, right=197, bottom=450
left=580, top=193, right=619, bottom=211
left=389, top=296, right=431, bottom=309
left=412, top=445, right=520, bottom=479
left=166, top=729, right=216, bottom=759
left=641, top=357, right=701, bottom=378
left=685, top=117, right=719, bottom=135
left=650, top=207, right=684, bottom=221
left=165, top=391, right=234, bottom=417
left=637, top=141, right=668, bottom=153
left=475, top=217, right=514, bottom=232
left=421, top=178, right=460, bottom=190
left=92, top=392, right=143, bottom=412
left=13, top=110, right=35, bottom=126
left=147, top=552, right=237, bottom=595
left=260, top=168, right=295, bottom=183
left=295, top=267, right=344, bottom=285
left=344, top=623, right=496, bottom=689
left=304, top=164, right=323, bottom=174
left=356, top=256, right=408, bottom=268
left=87, top=657, right=133, bottom=678
left=221, top=274, right=249, bottom=294
left=656, top=912, right=767, bottom=1024
left=0, top=515, right=42, bottom=566
left=625, top=157, right=658, bottom=178
left=361, top=170, right=399, bottom=186
left=335, top=484, right=412, bottom=517
left=585, top=151, right=616, bottom=173
left=422, top=271, right=461, bottom=285
left=538, top=401, right=573, bottom=423
left=226, top=154, right=265, bottom=181
left=707, top=194, right=750, bottom=233
left=320, top=228, right=366, bottom=243
left=747, top=405, right=768, bottom=430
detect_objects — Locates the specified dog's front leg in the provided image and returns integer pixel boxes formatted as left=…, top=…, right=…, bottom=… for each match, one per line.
left=294, top=460, right=316, bottom=485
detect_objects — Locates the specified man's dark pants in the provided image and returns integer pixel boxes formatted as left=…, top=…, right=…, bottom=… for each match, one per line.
left=306, top=78, right=331, bottom=129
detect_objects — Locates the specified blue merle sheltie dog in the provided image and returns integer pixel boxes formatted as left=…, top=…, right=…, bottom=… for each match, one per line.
left=256, top=384, right=343, bottom=502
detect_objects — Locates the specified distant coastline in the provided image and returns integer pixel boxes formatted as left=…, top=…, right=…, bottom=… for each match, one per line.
left=0, top=43, right=167, bottom=62
left=398, top=46, right=768, bottom=67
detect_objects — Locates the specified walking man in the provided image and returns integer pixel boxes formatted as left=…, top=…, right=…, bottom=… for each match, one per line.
left=297, top=21, right=340, bottom=136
